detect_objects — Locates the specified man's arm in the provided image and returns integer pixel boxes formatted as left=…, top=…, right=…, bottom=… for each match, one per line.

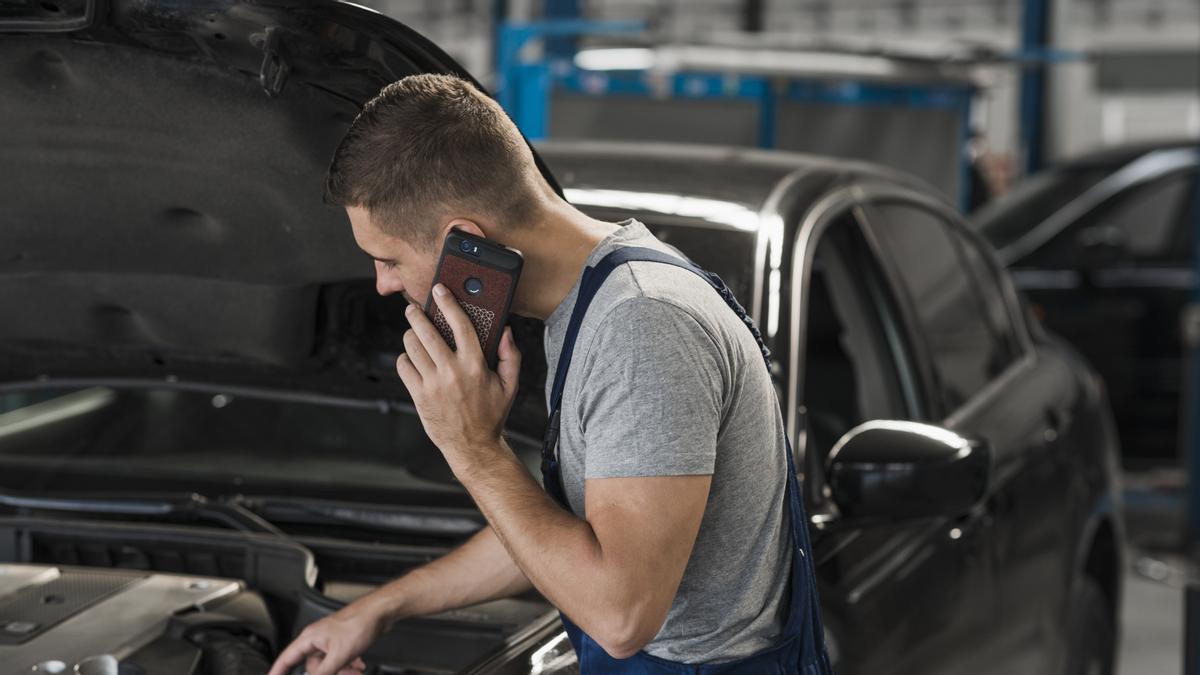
left=268, top=524, right=531, bottom=675
left=364, top=523, right=534, bottom=626
left=401, top=288, right=722, bottom=660
left=459, top=449, right=711, bottom=659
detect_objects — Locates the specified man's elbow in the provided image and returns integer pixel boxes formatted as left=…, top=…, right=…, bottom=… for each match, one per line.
left=591, top=609, right=665, bottom=660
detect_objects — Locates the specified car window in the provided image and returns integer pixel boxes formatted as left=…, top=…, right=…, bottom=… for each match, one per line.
left=867, top=203, right=1016, bottom=413
left=973, top=165, right=1114, bottom=251
left=1023, top=169, right=1197, bottom=267
left=801, top=213, right=912, bottom=462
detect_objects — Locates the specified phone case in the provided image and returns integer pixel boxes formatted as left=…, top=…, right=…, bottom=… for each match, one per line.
left=423, top=230, right=523, bottom=370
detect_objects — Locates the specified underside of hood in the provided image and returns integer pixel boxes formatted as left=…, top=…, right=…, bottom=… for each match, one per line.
left=0, top=0, right=554, bottom=411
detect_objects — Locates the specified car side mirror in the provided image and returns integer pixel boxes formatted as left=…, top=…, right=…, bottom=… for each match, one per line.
left=1074, top=225, right=1128, bottom=270
left=826, top=421, right=991, bottom=520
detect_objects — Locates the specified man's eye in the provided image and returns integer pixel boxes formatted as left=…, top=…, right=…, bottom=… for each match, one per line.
left=381, top=260, right=399, bottom=270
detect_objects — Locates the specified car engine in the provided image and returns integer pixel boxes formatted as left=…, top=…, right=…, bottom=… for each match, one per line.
left=1, top=563, right=274, bottom=674
left=0, top=515, right=580, bottom=675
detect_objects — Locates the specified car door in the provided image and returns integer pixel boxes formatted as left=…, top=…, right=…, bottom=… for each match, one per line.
left=788, top=196, right=1000, bottom=675
left=860, top=191, right=1078, bottom=674
left=1008, top=165, right=1200, bottom=466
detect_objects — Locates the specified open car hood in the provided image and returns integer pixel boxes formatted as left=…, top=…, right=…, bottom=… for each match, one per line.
left=0, top=0, right=557, bottom=411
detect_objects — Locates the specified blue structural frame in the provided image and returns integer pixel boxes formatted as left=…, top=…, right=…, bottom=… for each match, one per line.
left=496, top=20, right=976, bottom=210
left=495, top=19, right=643, bottom=138
left=542, top=0, right=583, bottom=63
left=1018, top=0, right=1050, bottom=175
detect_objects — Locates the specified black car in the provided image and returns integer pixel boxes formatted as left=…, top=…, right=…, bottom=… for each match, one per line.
left=1, top=2, right=1123, bottom=674
left=972, top=140, right=1200, bottom=467
left=539, top=141, right=1126, bottom=675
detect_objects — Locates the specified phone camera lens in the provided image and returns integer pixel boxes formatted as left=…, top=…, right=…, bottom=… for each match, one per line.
left=464, top=277, right=483, bottom=295
left=459, top=240, right=473, bottom=253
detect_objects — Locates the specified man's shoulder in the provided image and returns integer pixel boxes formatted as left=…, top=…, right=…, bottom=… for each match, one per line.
left=589, top=259, right=714, bottom=323
left=594, top=243, right=717, bottom=309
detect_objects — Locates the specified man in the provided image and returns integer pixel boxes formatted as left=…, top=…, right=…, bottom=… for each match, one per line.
left=268, top=74, right=828, bottom=675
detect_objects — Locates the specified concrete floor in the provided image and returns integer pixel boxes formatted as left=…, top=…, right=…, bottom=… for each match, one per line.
left=1119, top=469, right=1190, bottom=674
left=1120, top=560, right=1184, bottom=675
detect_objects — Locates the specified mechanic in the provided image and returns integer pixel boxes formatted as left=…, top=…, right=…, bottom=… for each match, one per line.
left=268, top=74, right=832, bottom=675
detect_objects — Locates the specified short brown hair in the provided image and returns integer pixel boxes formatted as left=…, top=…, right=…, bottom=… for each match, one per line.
left=324, top=74, right=543, bottom=250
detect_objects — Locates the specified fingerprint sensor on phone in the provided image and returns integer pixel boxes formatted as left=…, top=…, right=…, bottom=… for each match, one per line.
left=464, top=277, right=483, bottom=295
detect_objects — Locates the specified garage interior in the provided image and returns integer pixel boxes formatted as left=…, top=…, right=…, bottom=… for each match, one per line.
left=1, top=0, right=1199, bottom=673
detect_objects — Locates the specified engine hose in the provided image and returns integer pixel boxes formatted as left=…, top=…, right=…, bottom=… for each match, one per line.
left=189, top=629, right=272, bottom=675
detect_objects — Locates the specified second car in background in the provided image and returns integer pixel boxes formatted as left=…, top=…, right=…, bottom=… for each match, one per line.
left=972, top=140, right=1200, bottom=468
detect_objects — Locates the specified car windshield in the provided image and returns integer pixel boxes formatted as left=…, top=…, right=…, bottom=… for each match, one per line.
left=0, top=385, right=537, bottom=503
left=972, top=164, right=1115, bottom=252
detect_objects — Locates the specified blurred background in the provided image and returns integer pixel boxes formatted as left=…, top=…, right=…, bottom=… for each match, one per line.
left=359, top=1, right=1199, bottom=672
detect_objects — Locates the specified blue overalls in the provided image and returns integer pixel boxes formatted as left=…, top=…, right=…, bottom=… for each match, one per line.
left=539, top=246, right=834, bottom=674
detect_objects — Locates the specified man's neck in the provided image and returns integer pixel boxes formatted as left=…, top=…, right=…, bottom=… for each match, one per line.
left=505, top=201, right=621, bottom=322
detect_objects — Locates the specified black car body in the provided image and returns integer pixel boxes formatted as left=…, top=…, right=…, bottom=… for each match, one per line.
left=540, top=141, right=1126, bottom=675
left=1, top=2, right=1123, bottom=674
left=972, top=140, right=1200, bottom=467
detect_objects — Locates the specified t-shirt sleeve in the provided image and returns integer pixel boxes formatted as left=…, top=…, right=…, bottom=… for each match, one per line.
left=576, top=296, right=726, bottom=479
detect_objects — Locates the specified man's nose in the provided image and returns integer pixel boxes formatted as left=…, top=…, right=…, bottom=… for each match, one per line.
left=374, top=263, right=403, bottom=297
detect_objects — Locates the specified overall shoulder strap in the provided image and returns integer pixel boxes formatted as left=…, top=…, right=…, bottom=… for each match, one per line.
left=549, top=247, right=701, bottom=409
left=541, top=245, right=771, bottom=476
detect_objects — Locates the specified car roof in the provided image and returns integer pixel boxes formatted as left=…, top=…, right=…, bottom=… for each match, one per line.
left=1056, top=138, right=1200, bottom=172
left=536, top=140, right=935, bottom=230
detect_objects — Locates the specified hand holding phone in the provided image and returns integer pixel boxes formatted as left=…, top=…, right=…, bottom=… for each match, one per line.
left=423, top=229, right=523, bottom=370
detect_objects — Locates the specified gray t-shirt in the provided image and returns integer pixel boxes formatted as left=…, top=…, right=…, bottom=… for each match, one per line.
left=543, top=220, right=792, bottom=663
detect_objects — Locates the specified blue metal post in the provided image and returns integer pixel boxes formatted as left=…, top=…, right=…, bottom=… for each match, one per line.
left=756, top=77, right=776, bottom=149
left=515, top=63, right=552, bottom=139
left=494, top=20, right=643, bottom=135
left=543, top=0, right=582, bottom=63
left=956, top=92, right=975, bottom=213
left=1018, top=0, right=1050, bottom=175
left=491, top=0, right=508, bottom=75
left=1185, top=172, right=1200, bottom=675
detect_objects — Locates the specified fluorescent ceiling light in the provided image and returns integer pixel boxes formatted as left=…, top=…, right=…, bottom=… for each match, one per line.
left=574, top=48, right=656, bottom=71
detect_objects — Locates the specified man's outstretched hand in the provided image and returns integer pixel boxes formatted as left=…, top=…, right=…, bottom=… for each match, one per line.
left=398, top=283, right=522, bottom=477
left=266, top=599, right=382, bottom=675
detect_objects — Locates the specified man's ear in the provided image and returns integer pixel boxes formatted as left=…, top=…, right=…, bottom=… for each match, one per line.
left=443, top=219, right=485, bottom=241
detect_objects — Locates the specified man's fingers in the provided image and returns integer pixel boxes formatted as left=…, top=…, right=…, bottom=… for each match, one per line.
left=267, top=635, right=315, bottom=675
left=351, top=658, right=367, bottom=670
left=395, top=353, right=422, bottom=390
left=432, top=284, right=484, bottom=361
left=405, top=303, right=455, bottom=365
left=402, top=326, right=435, bottom=376
left=311, top=650, right=351, bottom=675
left=497, top=326, right=522, bottom=397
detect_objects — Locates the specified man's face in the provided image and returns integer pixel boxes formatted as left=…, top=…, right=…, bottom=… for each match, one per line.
left=346, top=205, right=439, bottom=307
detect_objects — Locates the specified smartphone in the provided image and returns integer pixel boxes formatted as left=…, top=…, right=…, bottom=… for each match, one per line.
left=423, top=229, right=523, bottom=370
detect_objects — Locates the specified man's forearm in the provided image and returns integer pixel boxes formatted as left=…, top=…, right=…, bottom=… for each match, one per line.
left=360, top=524, right=533, bottom=629
left=455, top=442, right=645, bottom=646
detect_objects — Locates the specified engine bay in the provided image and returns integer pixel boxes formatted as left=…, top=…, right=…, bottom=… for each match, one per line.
left=0, top=516, right=565, bottom=674
left=0, top=563, right=272, bottom=673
